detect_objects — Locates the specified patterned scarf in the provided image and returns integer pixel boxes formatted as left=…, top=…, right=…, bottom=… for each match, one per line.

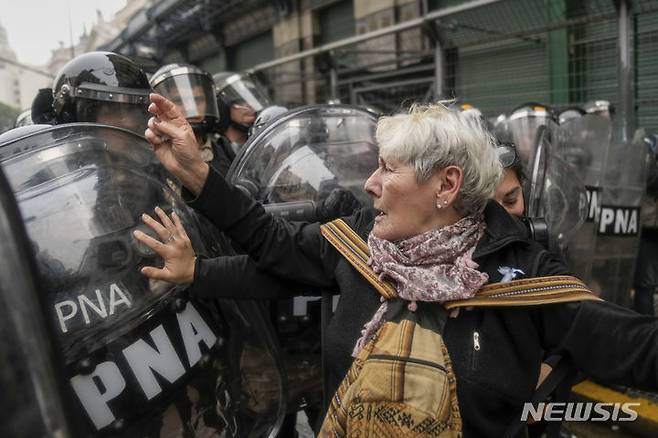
left=353, top=213, right=488, bottom=356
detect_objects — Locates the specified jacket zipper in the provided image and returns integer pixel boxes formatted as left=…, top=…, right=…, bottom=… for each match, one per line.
left=368, top=354, right=447, bottom=373
left=472, top=311, right=483, bottom=371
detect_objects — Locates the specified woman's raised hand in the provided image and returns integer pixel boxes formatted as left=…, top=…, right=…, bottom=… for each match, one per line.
left=145, top=93, right=209, bottom=195
left=133, top=206, right=197, bottom=284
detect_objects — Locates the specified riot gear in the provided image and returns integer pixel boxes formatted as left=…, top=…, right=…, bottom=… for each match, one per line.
left=557, top=111, right=648, bottom=303
left=227, top=104, right=377, bottom=428
left=14, top=109, right=33, bottom=128
left=150, top=64, right=220, bottom=138
left=583, top=99, right=614, bottom=119
left=452, top=102, right=485, bottom=124
left=557, top=106, right=585, bottom=125
left=0, top=123, right=285, bottom=437
left=249, top=105, right=288, bottom=138
left=213, top=72, right=271, bottom=133
left=48, top=52, right=151, bottom=135
left=506, top=102, right=558, bottom=169
left=0, top=165, right=76, bottom=437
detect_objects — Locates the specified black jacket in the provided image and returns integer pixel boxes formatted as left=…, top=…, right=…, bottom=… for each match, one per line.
left=189, top=166, right=658, bottom=438
left=208, top=135, right=237, bottom=176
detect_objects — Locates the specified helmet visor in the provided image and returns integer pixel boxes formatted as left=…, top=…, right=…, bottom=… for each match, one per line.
left=153, top=73, right=219, bottom=122
left=76, top=99, right=150, bottom=135
left=218, top=74, right=271, bottom=113
left=507, top=112, right=556, bottom=169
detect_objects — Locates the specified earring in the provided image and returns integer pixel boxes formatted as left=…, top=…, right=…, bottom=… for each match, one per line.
left=443, top=200, right=448, bottom=205
left=436, top=201, right=442, bottom=209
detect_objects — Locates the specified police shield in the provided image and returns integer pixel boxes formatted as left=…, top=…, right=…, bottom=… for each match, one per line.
left=0, top=124, right=285, bottom=437
left=526, top=126, right=588, bottom=252
left=0, top=164, right=75, bottom=437
left=228, top=104, right=378, bottom=217
left=226, top=104, right=379, bottom=417
left=558, top=115, right=648, bottom=304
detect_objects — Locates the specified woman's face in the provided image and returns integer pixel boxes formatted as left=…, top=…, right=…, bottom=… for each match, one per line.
left=494, top=168, right=524, bottom=217
left=364, top=157, right=442, bottom=241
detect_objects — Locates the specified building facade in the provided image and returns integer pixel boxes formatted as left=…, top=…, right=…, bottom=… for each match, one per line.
left=102, top=0, right=657, bottom=132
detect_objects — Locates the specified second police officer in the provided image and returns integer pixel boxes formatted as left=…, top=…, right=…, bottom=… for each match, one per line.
left=212, top=71, right=273, bottom=172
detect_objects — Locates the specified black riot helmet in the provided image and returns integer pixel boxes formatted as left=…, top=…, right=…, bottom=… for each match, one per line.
left=150, top=64, right=220, bottom=139
left=49, top=51, right=151, bottom=135
left=213, top=71, right=271, bottom=134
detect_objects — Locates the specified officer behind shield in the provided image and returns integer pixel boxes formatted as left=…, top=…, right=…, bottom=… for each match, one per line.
left=149, top=64, right=229, bottom=175
left=212, top=72, right=271, bottom=165
left=32, top=51, right=151, bottom=135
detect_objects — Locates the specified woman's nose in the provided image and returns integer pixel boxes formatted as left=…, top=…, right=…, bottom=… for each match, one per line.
left=364, top=170, right=381, bottom=198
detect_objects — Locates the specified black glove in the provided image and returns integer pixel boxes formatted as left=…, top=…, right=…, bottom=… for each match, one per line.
left=317, top=188, right=362, bottom=222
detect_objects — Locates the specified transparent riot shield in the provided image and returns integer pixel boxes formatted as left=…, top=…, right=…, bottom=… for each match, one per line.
left=228, top=104, right=378, bottom=211
left=506, top=108, right=559, bottom=174
left=558, top=115, right=647, bottom=304
left=0, top=123, right=285, bottom=438
left=0, top=164, right=75, bottom=437
left=226, top=104, right=379, bottom=421
left=526, top=126, right=588, bottom=253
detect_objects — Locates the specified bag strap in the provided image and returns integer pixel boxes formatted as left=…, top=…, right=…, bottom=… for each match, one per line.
left=502, top=356, right=577, bottom=438
left=320, top=218, right=601, bottom=307
left=321, top=217, right=397, bottom=299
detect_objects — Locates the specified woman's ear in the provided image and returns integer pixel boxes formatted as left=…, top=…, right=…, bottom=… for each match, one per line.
left=436, top=165, right=463, bottom=205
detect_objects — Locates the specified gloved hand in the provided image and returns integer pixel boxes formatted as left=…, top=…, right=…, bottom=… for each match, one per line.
left=317, top=187, right=362, bottom=222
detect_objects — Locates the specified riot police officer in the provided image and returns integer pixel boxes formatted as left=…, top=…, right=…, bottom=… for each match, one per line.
left=212, top=71, right=272, bottom=171
left=150, top=63, right=229, bottom=173
left=0, top=122, right=286, bottom=437
left=32, top=51, right=151, bottom=135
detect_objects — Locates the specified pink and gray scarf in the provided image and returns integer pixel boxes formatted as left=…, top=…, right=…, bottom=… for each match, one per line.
left=353, top=213, right=488, bottom=356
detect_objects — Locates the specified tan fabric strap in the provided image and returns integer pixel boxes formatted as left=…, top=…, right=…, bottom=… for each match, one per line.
left=320, top=218, right=602, bottom=308
left=321, top=218, right=397, bottom=300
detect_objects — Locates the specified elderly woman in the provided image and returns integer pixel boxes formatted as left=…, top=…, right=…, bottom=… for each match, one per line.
left=137, top=94, right=658, bottom=437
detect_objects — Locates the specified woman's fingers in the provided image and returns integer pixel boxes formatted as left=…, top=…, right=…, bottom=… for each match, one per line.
left=141, top=213, right=170, bottom=241
left=140, top=266, right=171, bottom=282
left=148, top=115, right=190, bottom=140
left=154, top=206, right=176, bottom=233
left=149, top=93, right=184, bottom=121
left=171, top=211, right=189, bottom=240
left=133, top=229, right=169, bottom=257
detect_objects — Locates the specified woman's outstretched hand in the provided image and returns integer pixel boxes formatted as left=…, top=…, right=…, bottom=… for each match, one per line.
left=145, top=93, right=209, bottom=196
left=134, top=206, right=197, bottom=284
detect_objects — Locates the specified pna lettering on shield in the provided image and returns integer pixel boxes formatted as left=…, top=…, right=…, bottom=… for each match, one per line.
left=55, top=283, right=132, bottom=333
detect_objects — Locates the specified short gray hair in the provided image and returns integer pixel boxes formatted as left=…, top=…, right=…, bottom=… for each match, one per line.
left=376, top=103, right=502, bottom=215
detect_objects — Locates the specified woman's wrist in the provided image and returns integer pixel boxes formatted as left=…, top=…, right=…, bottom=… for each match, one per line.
left=183, top=256, right=197, bottom=285
left=181, top=161, right=209, bottom=196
